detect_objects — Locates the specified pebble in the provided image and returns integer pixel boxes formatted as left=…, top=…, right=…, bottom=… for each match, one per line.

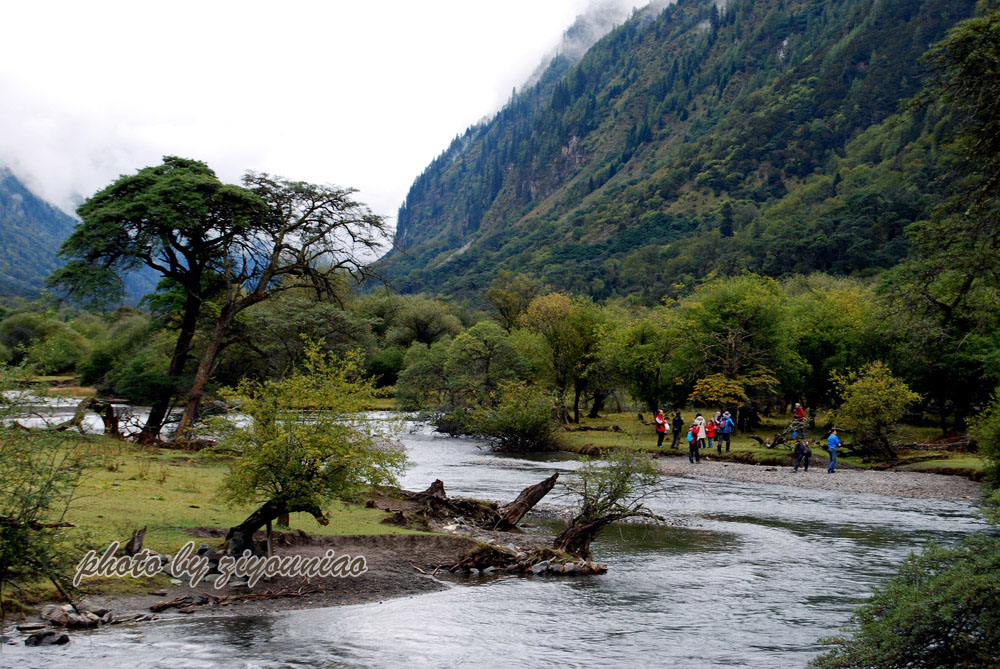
left=656, top=460, right=981, bottom=500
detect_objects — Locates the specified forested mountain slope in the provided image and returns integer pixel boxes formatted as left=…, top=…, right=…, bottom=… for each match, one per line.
left=0, top=168, right=79, bottom=298
left=0, top=167, right=156, bottom=302
left=379, top=0, right=976, bottom=301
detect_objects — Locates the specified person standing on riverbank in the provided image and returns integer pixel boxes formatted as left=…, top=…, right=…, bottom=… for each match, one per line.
left=705, top=416, right=716, bottom=452
left=793, top=440, right=811, bottom=472
left=792, top=402, right=807, bottom=440
left=717, top=411, right=734, bottom=453
left=694, top=414, right=707, bottom=450
left=827, top=429, right=840, bottom=473
left=687, top=424, right=701, bottom=463
left=671, top=411, right=683, bottom=449
left=655, top=410, right=668, bottom=449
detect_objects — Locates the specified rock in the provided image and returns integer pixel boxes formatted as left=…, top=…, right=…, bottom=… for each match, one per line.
left=24, top=630, right=70, bottom=646
left=482, top=566, right=497, bottom=575
left=1, top=635, right=16, bottom=645
left=77, top=598, right=111, bottom=617
left=40, top=603, right=72, bottom=626
left=530, top=560, right=551, bottom=574
left=150, top=589, right=168, bottom=596
left=170, top=578, right=184, bottom=585
left=562, top=563, right=578, bottom=575
left=16, top=622, right=47, bottom=632
left=66, top=611, right=102, bottom=629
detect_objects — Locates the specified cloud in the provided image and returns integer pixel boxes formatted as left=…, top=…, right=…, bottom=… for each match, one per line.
left=0, top=1, right=654, bottom=225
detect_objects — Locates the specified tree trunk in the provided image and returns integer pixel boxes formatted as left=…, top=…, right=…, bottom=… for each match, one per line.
left=573, top=382, right=583, bottom=424
left=587, top=390, right=607, bottom=419
left=225, top=500, right=328, bottom=556
left=553, top=516, right=614, bottom=560
left=140, top=289, right=202, bottom=442
left=176, top=310, right=235, bottom=438
left=495, top=473, right=558, bottom=530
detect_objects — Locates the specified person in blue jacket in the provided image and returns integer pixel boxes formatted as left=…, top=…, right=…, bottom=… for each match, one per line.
left=717, top=411, right=735, bottom=453
left=827, top=428, right=841, bottom=473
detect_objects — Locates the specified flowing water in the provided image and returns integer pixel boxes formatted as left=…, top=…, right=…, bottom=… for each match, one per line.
left=1, top=416, right=989, bottom=668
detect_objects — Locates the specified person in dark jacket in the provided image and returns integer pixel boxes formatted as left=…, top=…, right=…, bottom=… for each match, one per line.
left=792, top=440, right=811, bottom=472
left=670, top=411, right=683, bottom=449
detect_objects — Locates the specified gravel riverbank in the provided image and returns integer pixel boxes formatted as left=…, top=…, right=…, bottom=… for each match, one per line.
left=656, top=458, right=982, bottom=501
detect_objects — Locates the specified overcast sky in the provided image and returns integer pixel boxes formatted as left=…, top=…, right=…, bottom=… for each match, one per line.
left=0, top=0, right=642, bottom=228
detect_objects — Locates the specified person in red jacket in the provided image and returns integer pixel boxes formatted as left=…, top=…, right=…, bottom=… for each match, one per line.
left=654, top=410, right=668, bottom=448
left=704, top=417, right=716, bottom=453
left=792, top=402, right=807, bottom=440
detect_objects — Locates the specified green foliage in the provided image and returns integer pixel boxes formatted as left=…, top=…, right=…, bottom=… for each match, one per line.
left=971, top=388, right=1000, bottom=519
left=25, top=326, right=90, bottom=374
left=104, top=340, right=175, bottom=405
left=0, top=169, right=81, bottom=299
left=385, top=295, right=462, bottom=348
left=216, top=343, right=406, bottom=512
left=470, top=380, right=561, bottom=452
left=570, top=448, right=660, bottom=520
left=214, top=295, right=378, bottom=384
left=809, top=535, right=1000, bottom=669
left=380, top=0, right=976, bottom=301
left=0, top=363, right=85, bottom=612
left=600, top=315, right=673, bottom=412
left=675, top=274, right=803, bottom=403
left=486, top=271, right=541, bottom=331
left=832, top=362, right=922, bottom=459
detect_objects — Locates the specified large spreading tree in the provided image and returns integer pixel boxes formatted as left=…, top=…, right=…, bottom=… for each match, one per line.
left=50, top=158, right=389, bottom=440
left=49, top=157, right=268, bottom=441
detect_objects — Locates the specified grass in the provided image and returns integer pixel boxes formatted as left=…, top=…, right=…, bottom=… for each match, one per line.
left=2, top=433, right=430, bottom=611
left=556, top=408, right=985, bottom=476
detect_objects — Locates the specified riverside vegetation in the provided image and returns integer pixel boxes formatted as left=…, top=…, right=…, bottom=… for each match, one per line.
left=1, top=1, right=1000, bottom=664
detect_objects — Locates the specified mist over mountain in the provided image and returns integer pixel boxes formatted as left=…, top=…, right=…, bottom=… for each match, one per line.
left=380, top=0, right=976, bottom=301
left=0, top=167, right=155, bottom=302
left=0, top=167, right=80, bottom=298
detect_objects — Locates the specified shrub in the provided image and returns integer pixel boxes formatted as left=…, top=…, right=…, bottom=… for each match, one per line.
left=471, top=380, right=561, bottom=452
left=971, top=388, right=1000, bottom=521
left=832, top=361, right=921, bottom=459
left=25, top=326, right=90, bottom=374
left=809, top=535, right=1000, bottom=669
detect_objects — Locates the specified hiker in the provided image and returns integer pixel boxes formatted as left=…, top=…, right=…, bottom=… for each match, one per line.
left=705, top=416, right=716, bottom=452
left=792, top=440, right=811, bottom=472
left=670, top=411, right=683, bottom=449
left=827, top=428, right=840, bottom=473
left=717, top=411, right=735, bottom=453
left=792, top=402, right=807, bottom=440
left=655, top=410, right=669, bottom=448
left=687, top=424, right=701, bottom=463
left=694, top=413, right=707, bottom=450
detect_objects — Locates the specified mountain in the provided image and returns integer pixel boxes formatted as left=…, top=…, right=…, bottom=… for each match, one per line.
left=0, top=167, right=156, bottom=302
left=379, top=0, right=976, bottom=301
left=0, top=168, right=80, bottom=298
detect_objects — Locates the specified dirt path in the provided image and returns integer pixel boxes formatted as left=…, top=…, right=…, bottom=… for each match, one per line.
left=75, top=533, right=479, bottom=622
left=656, top=458, right=982, bottom=501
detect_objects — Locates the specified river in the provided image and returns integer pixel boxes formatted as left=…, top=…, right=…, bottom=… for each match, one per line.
left=0, top=416, right=989, bottom=668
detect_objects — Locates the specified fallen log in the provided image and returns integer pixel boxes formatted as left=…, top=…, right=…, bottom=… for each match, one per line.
left=402, top=474, right=559, bottom=531
left=495, top=473, right=559, bottom=530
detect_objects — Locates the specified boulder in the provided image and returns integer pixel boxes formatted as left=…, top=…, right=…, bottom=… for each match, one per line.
left=39, top=603, right=72, bottom=626
left=24, top=630, right=70, bottom=646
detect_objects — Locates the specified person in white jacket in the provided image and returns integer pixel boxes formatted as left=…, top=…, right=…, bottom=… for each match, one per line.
left=694, top=414, right=707, bottom=450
